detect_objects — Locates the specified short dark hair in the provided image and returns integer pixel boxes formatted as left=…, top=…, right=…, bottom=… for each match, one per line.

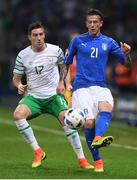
left=86, top=9, right=104, bottom=21
left=28, top=21, right=45, bottom=35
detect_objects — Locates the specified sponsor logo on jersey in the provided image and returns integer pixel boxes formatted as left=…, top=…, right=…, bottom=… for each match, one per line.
left=81, top=43, right=87, bottom=47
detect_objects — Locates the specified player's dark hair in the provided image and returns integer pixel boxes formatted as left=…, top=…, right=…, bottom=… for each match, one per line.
left=28, top=21, right=45, bottom=35
left=86, top=9, right=104, bottom=21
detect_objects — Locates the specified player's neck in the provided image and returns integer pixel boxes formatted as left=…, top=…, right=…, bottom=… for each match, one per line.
left=89, top=31, right=101, bottom=37
left=31, top=43, right=47, bottom=52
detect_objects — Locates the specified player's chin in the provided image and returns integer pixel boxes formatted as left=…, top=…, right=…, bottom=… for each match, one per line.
left=37, top=43, right=43, bottom=47
left=89, top=30, right=97, bottom=36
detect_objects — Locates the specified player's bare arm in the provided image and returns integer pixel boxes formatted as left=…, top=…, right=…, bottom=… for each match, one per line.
left=12, top=74, right=27, bottom=94
left=120, top=42, right=132, bottom=68
left=57, top=64, right=69, bottom=95
left=58, top=63, right=69, bottom=81
left=65, top=68, right=73, bottom=91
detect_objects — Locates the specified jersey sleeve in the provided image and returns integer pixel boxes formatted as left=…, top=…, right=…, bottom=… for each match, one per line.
left=110, top=39, right=125, bottom=65
left=57, top=47, right=64, bottom=64
left=13, top=52, right=25, bottom=75
left=65, top=37, right=77, bottom=64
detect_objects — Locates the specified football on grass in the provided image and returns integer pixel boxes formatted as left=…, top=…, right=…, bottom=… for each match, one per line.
left=64, top=107, right=86, bottom=129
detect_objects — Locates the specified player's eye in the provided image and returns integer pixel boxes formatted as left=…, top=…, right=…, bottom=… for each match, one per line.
left=33, top=34, right=38, bottom=37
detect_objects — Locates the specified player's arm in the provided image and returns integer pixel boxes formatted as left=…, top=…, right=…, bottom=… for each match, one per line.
left=65, top=68, right=72, bottom=91
left=12, top=73, right=22, bottom=88
left=57, top=47, right=69, bottom=82
left=64, top=38, right=77, bottom=90
left=57, top=63, right=69, bottom=95
left=13, top=53, right=27, bottom=94
left=120, top=42, right=132, bottom=68
left=12, top=74, right=27, bottom=94
left=111, top=39, right=132, bottom=69
left=57, top=47, right=69, bottom=95
left=65, top=37, right=77, bottom=65
left=58, top=63, right=69, bottom=82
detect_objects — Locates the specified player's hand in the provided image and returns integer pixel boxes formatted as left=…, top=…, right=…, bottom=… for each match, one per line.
left=120, top=42, right=131, bottom=56
left=57, top=80, right=65, bottom=95
left=18, top=83, right=28, bottom=94
left=65, top=83, right=72, bottom=91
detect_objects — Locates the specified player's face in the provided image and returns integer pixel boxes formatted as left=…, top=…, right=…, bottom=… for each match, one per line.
left=86, top=15, right=103, bottom=36
left=28, top=28, right=45, bottom=51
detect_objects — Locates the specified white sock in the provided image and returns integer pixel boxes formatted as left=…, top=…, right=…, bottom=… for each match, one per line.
left=63, top=126, right=85, bottom=159
left=15, top=119, right=40, bottom=151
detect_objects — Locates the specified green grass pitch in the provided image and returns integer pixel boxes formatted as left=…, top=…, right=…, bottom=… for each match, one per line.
left=0, top=107, right=137, bottom=179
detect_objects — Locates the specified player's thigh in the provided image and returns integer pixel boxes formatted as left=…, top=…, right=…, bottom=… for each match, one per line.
left=46, top=95, right=68, bottom=120
left=16, top=96, right=42, bottom=120
left=97, top=87, right=114, bottom=112
left=72, top=88, right=98, bottom=119
left=98, top=101, right=113, bottom=112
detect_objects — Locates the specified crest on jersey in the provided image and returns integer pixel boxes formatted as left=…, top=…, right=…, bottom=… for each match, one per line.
left=28, top=61, right=33, bottom=65
left=102, top=43, right=107, bottom=51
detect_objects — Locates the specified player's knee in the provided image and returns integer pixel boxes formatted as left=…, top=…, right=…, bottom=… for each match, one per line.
left=58, top=110, right=66, bottom=126
left=99, top=101, right=113, bottom=112
left=13, top=104, right=32, bottom=121
left=13, top=106, right=29, bottom=120
left=84, top=119, right=95, bottom=128
left=13, top=110, right=25, bottom=120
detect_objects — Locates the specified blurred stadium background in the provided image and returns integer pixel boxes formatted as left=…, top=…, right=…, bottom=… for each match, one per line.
left=0, top=0, right=137, bottom=178
left=0, top=0, right=137, bottom=126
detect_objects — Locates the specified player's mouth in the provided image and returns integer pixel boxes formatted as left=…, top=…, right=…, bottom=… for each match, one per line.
left=91, top=29, right=96, bottom=32
left=37, top=42, right=43, bottom=46
left=90, top=29, right=98, bottom=34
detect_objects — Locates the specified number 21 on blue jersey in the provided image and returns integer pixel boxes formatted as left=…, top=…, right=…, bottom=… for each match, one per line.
left=90, top=47, right=98, bottom=58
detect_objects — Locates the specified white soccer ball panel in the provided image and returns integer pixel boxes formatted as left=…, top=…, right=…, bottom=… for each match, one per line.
left=64, top=108, right=85, bottom=129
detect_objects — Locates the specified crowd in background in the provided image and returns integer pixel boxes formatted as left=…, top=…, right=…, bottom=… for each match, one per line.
left=0, top=0, right=137, bottom=95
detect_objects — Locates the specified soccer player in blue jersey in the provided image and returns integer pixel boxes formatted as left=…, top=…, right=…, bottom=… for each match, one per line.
left=65, top=9, right=132, bottom=172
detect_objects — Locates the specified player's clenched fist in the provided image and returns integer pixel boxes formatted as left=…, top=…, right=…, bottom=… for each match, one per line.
left=120, top=42, right=131, bottom=56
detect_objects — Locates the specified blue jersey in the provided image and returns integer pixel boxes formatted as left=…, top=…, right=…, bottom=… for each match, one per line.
left=65, top=32, right=125, bottom=91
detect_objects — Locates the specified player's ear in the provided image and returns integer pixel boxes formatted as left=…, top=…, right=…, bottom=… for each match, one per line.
left=86, top=23, right=88, bottom=28
left=100, top=20, right=103, bottom=28
left=85, top=21, right=89, bottom=28
left=28, top=35, right=31, bottom=41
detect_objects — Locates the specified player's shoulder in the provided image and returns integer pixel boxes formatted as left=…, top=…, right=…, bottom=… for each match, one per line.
left=72, top=32, right=89, bottom=44
left=46, top=43, right=61, bottom=52
left=18, top=46, right=32, bottom=58
left=100, top=34, right=119, bottom=49
left=74, top=32, right=89, bottom=40
left=101, top=34, right=115, bottom=43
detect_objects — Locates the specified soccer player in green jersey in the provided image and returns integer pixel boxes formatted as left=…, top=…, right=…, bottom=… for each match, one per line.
left=12, top=21, right=92, bottom=169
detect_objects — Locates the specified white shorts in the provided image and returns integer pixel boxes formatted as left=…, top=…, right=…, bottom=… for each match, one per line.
left=72, top=86, right=114, bottom=120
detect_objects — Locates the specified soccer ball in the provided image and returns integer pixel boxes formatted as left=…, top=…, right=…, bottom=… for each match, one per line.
left=64, top=107, right=86, bottom=129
